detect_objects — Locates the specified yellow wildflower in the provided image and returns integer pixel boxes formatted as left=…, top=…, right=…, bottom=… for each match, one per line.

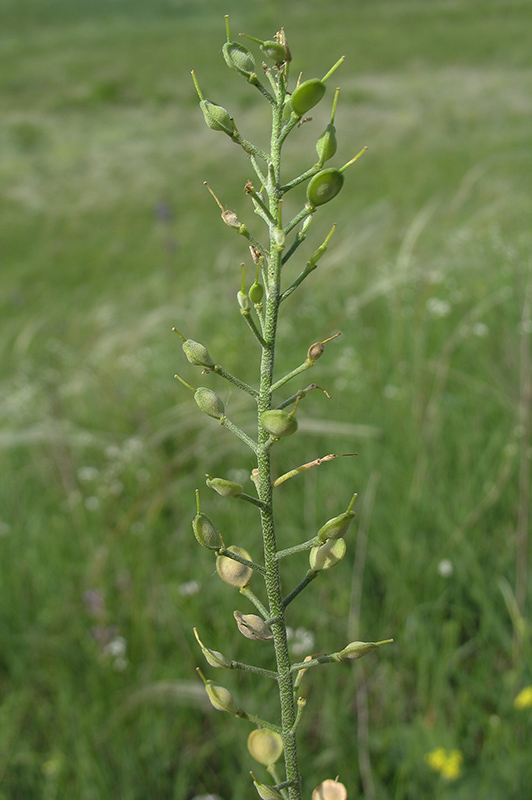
left=425, top=747, right=463, bottom=781
left=440, top=749, right=463, bottom=780
left=425, top=747, right=448, bottom=772
left=514, top=686, right=532, bottom=710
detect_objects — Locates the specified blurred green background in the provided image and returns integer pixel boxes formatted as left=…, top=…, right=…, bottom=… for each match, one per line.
left=1, top=0, right=531, bottom=798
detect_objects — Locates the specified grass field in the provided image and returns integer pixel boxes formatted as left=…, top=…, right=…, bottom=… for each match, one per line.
left=1, top=0, right=532, bottom=798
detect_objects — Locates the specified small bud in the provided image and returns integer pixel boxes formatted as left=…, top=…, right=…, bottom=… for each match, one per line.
left=247, top=729, right=283, bottom=766
left=337, top=639, right=393, bottom=661
left=206, top=475, right=243, bottom=498
left=234, top=611, right=273, bottom=641
left=194, top=387, right=225, bottom=419
left=251, top=773, right=283, bottom=800
left=193, top=628, right=231, bottom=668
left=317, top=494, right=357, bottom=543
left=216, top=545, right=254, bottom=588
left=309, top=537, right=346, bottom=571
left=312, top=778, right=347, bottom=800
left=261, top=409, right=298, bottom=439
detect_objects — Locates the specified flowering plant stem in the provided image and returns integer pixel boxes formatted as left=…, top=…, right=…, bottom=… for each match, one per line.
left=182, top=19, right=391, bottom=800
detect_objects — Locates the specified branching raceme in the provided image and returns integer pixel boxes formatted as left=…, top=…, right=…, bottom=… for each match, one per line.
left=177, top=18, right=392, bottom=800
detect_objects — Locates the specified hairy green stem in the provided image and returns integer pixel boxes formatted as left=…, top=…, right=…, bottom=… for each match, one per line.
left=253, top=67, right=302, bottom=800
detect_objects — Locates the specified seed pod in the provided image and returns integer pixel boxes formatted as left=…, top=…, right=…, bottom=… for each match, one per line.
left=222, top=17, right=255, bottom=78
left=309, top=537, right=346, bottom=571
left=201, top=100, right=234, bottom=134
left=282, top=95, right=293, bottom=121
left=234, top=611, right=273, bottom=641
left=237, top=289, right=250, bottom=311
left=247, top=729, right=283, bottom=766
left=312, top=779, right=347, bottom=800
left=249, top=280, right=264, bottom=304
left=261, top=409, right=298, bottom=438
left=205, top=681, right=239, bottom=714
left=338, top=639, right=393, bottom=661
left=191, top=72, right=234, bottom=136
left=317, top=492, right=357, bottom=542
left=173, top=330, right=215, bottom=369
left=316, top=87, right=340, bottom=167
left=240, top=33, right=287, bottom=64
left=307, top=168, right=344, bottom=207
left=272, top=228, right=286, bottom=250
left=291, top=56, right=344, bottom=118
left=317, top=510, right=355, bottom=542
left=251, top=774, right=283, bottom=800
left=206, top=475, right=243, bottom=498
left=192, top=511, right=220, bottom=550
left=184, top=339, right=214, bottom=368
left=216, top=545, right=253, bottom=587
left=194, top=387, right=225, bottom=419
left=193, top=628, right=231, bottom=668
left=306, top=331, right=341, bottom=365
left=291, top=78, right=326, bottom=117
left=316, top=123, right=337, bottom=166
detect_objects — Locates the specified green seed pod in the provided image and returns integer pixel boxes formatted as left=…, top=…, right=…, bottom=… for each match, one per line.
left=192, top=71, right=234, bottom=136
left=223, top=41, right=255, bottom=76
left=193, top=628, right=231, bottom=668
left=192, top=511, right=220, bottom=550
left=291, top=78, right=326, bottom=117
left=317, top=510, right=355, bottom=542
left=206, top=475, right=243, bottom=498
left=317, top=492, right=357, bottom=542
left=237, top=289, right=250, bottom=311
left=316, top=123, right=337, bottom=166
left=282, top=95, right=293, bottom=121
left=247, top=729, right=283, bottom=766
left=240, top=33, right=287, bottom=64
left=173, top=328, right=215, bottom=369
left=222, top=16, right=255, bottom=78
left=194, top=387, right=225, bottom=419
left=309, top=537, right=346, bottom=571
left=183, top=339, right=215, bottom=369
left=307, top=168, right=344, bottom=207
left=200, top=99, right=234, bottom=134
left=216, top=545, right=253, bottom=587
left=249, top=280, right=264, bottom=304
left=234, top=611, right=273, bottom=641
left=261, top=409, right=298, bottom=438
left=205, top=681, right=239, bottom=714
left=316, top=86, right=340, bottom=167
left=251, top=774, right=283, bottom=800
left=312, top=779, right=347, bottom=800
left=338, top=639, right=393, bottom=661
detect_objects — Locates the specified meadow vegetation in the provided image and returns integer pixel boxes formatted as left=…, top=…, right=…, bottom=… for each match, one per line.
left=1, top=0, right=531, bottom=798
